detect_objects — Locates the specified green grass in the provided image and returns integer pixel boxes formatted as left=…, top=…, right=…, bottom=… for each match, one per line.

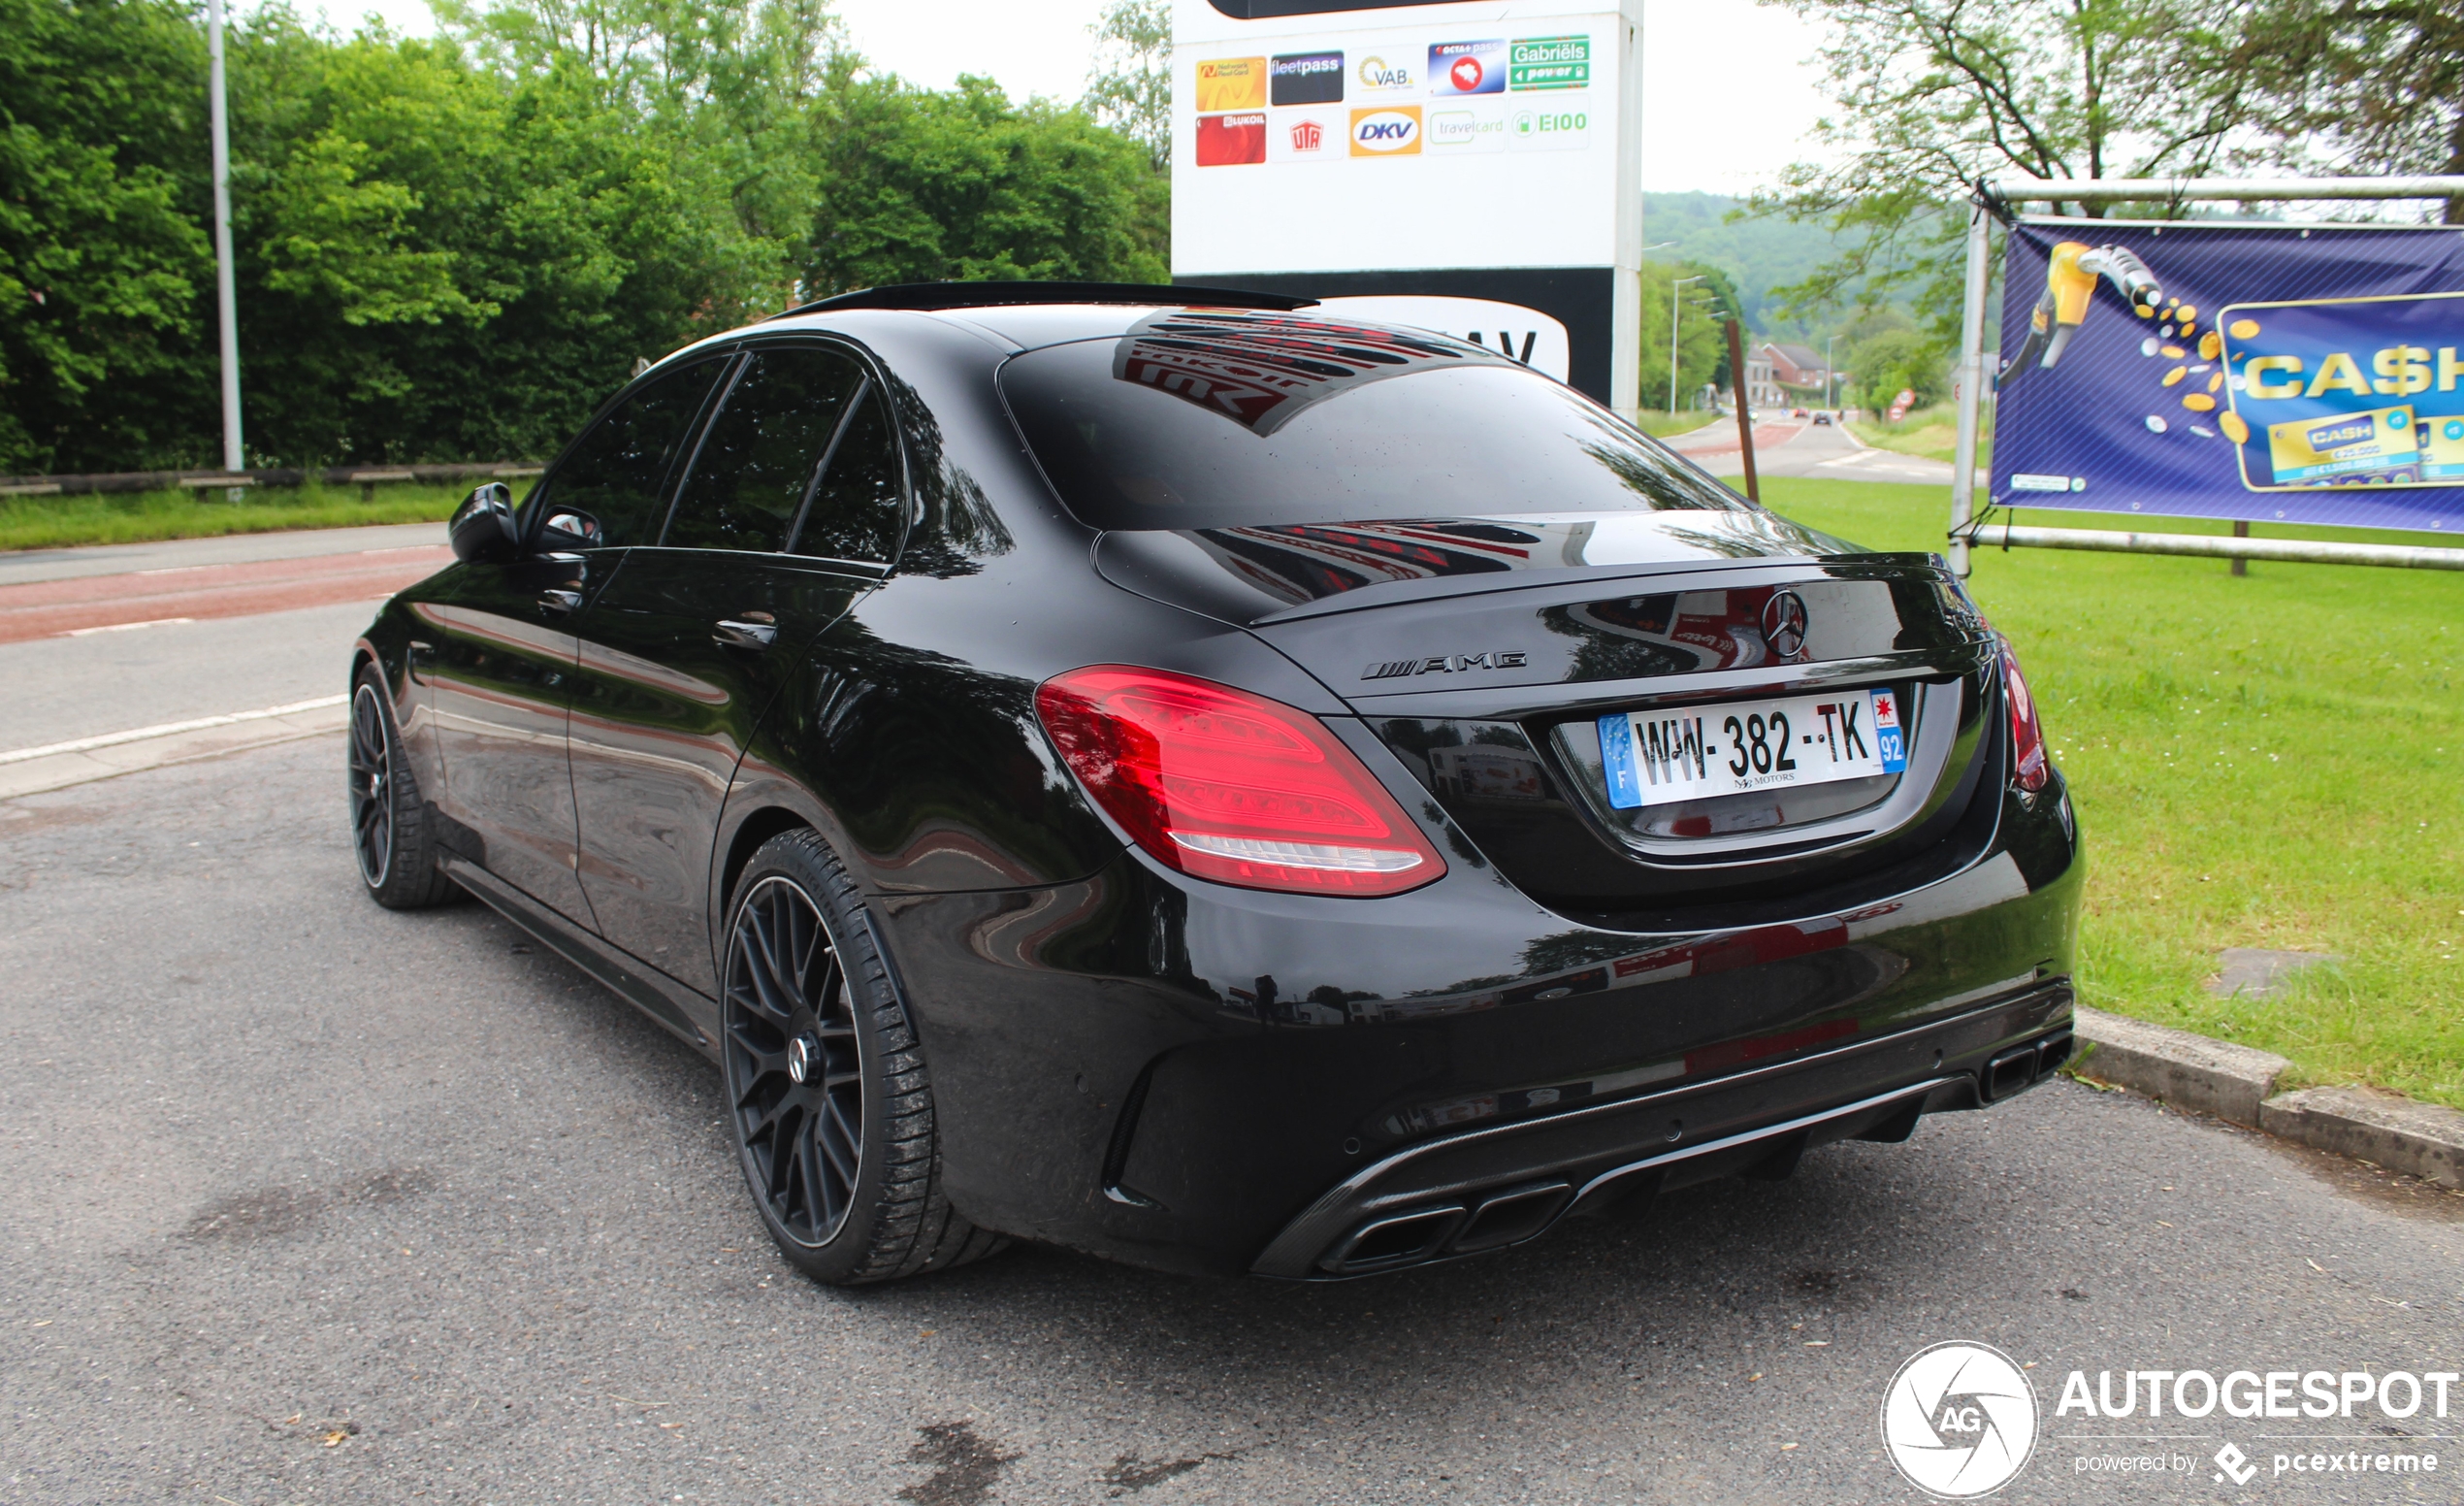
left=0, top=480, right=470, bottom=551
left=1848, top=402, right=1992, bottom=470
left=1762, top=476, right=2463, bottom=1108
left=1635, top=410, right=1723, bottom=440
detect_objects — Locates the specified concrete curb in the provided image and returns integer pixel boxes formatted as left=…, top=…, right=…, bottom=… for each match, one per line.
left=0, top=701, right=347, bottom=800
left=2073, top=1005, right=2464, bottom=1190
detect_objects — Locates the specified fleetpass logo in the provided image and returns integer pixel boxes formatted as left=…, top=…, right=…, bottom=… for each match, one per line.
left=1882, top=1343, right=2039, bottom=1497
left=1349, top=106, right=1421, bottom=156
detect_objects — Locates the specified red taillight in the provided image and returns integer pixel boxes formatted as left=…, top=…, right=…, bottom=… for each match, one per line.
left=1999, top=638, right=2050, bottom=792
left=1034, top=666, right=1446, bottom=897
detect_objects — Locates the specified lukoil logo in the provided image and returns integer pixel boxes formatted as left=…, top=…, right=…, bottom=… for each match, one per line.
left=1349, top=106, right=1422, bottom=156
left=1881, top=1342, right=2039, bottom=1498
left=1355, top=53, right=1415, bottom=91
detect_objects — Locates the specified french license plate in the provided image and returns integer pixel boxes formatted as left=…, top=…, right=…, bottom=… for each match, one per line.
left=1598, top=688, right=1907, bottom=809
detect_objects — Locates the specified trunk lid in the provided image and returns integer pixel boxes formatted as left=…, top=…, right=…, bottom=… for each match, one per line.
left=1094, top=513, right=2002, bottom=929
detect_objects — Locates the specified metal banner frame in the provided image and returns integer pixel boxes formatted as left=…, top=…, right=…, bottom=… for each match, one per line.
left=1947, top=175, right=2464, bottom=575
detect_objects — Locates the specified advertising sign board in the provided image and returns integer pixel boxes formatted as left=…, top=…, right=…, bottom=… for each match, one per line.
left=1171, top=0, right=1644, bottom=411
left=1993, top=219, right=2464, bottom=534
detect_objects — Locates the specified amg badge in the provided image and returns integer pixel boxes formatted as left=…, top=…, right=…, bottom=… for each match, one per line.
left=1362, top=650, right=1529, bottom=680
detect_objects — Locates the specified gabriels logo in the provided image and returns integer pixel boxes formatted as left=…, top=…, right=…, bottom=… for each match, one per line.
left=1349, top=106, right=1422, bottom=156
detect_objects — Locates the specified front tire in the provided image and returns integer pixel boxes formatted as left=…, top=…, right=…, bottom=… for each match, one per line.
left=720, top=829, right=1005, bottom=1285
left=348, top=662, right=458, bottom=910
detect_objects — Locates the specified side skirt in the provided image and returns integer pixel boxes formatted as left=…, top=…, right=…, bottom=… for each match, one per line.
left=439, top=854, right=722, bottom=1062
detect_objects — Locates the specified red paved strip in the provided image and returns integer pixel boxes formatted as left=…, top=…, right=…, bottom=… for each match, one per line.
left=1666, top=420, right=1807, bottom=456
left=0, top=546, right=452, bottom=643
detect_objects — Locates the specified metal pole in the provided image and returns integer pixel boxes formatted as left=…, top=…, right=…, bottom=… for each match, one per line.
left=1726, top=317, right=1759, bottom=504
left=1970, top=525, right=2464, bottom=571
left=1667, top=275, right=1701, bottom=415
left=208, top=0, right=243, bottom=475
left=1994, top=174, right=2464, bottom=203
left=1825, top=333, right=1835, bottom=413
left=1947, top=203, right=1992, bottom=577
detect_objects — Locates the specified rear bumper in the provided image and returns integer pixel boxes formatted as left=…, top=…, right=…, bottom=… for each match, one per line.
left=1253, top=985, right=2073, bottom=1279
left=872, top=769, right=2082, bottom=1278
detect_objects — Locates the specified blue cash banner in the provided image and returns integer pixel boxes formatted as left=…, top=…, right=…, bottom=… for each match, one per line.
left=1994, top=220, right=2464, bottom=535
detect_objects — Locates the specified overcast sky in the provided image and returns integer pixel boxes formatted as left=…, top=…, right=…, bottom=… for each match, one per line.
left=305, top=0, right=1832, bottom=198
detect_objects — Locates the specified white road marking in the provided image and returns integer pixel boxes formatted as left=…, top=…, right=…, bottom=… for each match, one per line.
left=60, top=617, right=198, bottom=636
left=0, top=694, right=348, bottom=766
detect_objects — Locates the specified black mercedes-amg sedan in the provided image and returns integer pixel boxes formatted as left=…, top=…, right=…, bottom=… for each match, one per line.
left=347, top=283, right=2081, bottom=1285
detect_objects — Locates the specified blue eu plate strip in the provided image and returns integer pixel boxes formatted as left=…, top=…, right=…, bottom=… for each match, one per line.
left=1598, top=712, right=1641, bottom=808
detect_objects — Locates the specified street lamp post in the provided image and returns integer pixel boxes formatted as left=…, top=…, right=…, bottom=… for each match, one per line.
left=1825, top=333, right=1836, bottom=415
left=1669, top=275, right=1702, bottom=416
left=208, top=0, right=243, bottom=475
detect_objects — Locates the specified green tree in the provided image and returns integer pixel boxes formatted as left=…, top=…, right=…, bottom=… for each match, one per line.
left=1848, top=327, right=1946, bottom=411
left=0, top=0, right=214, bottom=474
left=2234, top=0, right=2464, bottom=220
left=804, top=74, right=1166, bottom=294
left=1747, top=0, right=2273, bottom=351
left=1636, top=261, right=1735, bottom=413
left=1085, top=0, right=1169, bottom=174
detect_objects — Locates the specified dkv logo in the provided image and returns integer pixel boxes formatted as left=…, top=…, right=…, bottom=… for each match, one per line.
left=1349, top=105, right=1422, bottom=156
left=1882, top=1342, right=2040, bottom=1497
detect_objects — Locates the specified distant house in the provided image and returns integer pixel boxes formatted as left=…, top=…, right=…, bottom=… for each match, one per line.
left=1754, top=342, right=1836, bottom=406
left=1742, top=347, right=1778, bottom=410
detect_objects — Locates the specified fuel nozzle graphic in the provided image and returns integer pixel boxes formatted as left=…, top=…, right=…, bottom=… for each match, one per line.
left=1998, top=242, right=2163, bottom=388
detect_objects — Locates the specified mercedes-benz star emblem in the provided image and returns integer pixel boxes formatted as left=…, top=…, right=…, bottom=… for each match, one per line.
left=1763, top=589, right=1810, bottom=659
left=787, top=1033, right=817, bottom=1085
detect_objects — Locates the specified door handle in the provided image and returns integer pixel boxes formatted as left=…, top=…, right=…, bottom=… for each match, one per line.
left=538, top=588, right=583, bottom=615
left=713, top=618, right=778, bottom=651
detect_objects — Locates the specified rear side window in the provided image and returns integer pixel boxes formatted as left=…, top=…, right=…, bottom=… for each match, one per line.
left=999, top=311, right=1748, bottom=531
left=665, top=347, right=865, bottom=553
left=536, top=354, right=728, bottom=547
left=796, top=384, right=905, bottom=563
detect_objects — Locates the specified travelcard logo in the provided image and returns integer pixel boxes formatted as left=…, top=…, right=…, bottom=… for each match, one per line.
left=1426, top=107, right=1506, bottom=150
left=1270, top=49, right=1343, bottom=106
left=1349, top=106, right=1422, bottom=155
left=1354, top=53, right=1416, bottom=92
left=1882, top=1342, right=2039, bottom=1497
left=1194, top=112, right=1266, bottom=167
left=1429, top=40, right=1506, bottom=95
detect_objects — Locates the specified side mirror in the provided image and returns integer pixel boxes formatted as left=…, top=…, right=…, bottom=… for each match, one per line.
left=448, top=482, right=520, bottom=564
left=537, top=507, right=604, bottom=551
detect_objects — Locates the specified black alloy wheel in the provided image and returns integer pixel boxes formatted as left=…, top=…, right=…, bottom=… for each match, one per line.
left=719, top=830, right=1006, bottom=1284
left=348, top=683, right=395, bottom=888
left=348, top=662, right=458, bottom=910
left=724, top=874, right=867, bottom=1247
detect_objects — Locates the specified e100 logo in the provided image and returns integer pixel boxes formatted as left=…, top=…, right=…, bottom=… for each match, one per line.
left=1512, top=110, right=1587, bottom=138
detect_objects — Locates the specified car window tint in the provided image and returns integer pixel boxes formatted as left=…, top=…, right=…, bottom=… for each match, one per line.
left=665, top=347, right=864, bottom=553
left=537, top=355, right=728, bottom=548
left=792, top=383, right=905, bottom=563
left=998, top=313, right=1749, bottom=531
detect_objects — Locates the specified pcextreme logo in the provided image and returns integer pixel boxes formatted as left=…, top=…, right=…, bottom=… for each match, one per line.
left=1349, top=105, right=1422, bottom=156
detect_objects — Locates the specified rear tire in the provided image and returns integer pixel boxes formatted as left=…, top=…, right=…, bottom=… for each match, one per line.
left=348, top=662, right=459, bottom=910
left=719, top=829, right=1006, bottom=1285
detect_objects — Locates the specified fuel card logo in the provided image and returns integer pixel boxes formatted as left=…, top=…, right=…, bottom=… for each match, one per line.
left=1349, top=106, right=1422, bottom=156
left=1882, top=1342, right=2039, bottom=1497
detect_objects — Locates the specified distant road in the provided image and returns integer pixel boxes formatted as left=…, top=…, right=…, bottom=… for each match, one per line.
left=1665, top=414, right=1967, bottom=486
left=0, top=524, right=446, bottom=755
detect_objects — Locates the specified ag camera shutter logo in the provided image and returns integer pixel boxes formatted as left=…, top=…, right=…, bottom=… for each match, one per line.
left=1881, top=1342, right=2040, bottom=1497
left=1348, top=106, right=1423, bottom=156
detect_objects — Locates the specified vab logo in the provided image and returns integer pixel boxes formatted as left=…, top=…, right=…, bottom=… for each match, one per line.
left=1349, top=106, right=1422, bottom=156
left=1290, top=119, right=1323, bottom=152
left=1355, top=54, right=1414, bottom=90
left=1881, top=1342, right=2039, bottom=1497
left=1361, top=649, right=1526, bottom=680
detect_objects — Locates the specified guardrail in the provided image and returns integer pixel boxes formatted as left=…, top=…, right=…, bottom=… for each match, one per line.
left=0, top=461, right=544, bottom=501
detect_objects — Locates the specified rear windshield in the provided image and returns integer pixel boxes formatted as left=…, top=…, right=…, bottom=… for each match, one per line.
left=997, top=311, right=1750, bottom=532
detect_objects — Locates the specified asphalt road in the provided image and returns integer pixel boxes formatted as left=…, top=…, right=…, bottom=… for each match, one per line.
left=1668, top=416, right=1970, bottom=486
left=3, top=738, right=2459, bottom=1505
